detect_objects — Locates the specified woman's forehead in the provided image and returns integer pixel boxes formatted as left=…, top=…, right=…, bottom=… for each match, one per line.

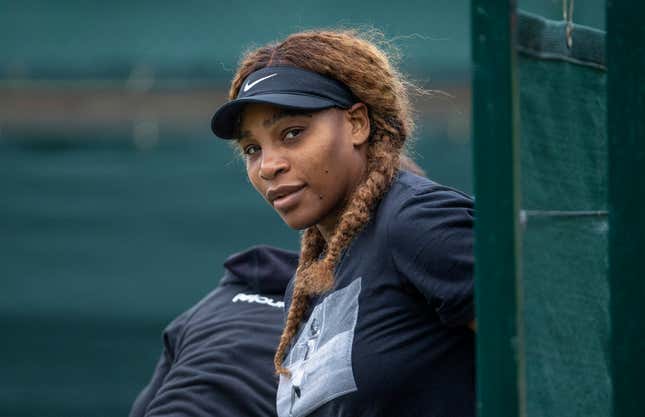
left=242, top=104, right=313, bottom=125
left=237, top=104, right=321, bottom=138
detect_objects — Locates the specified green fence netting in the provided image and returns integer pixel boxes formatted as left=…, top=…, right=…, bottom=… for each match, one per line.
left=517, top=11, right=610, bottom=417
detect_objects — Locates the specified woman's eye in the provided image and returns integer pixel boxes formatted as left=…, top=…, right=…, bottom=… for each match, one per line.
left=243, top=144, right=260, bottom=156
left=284, top=128, right=303, bottom=141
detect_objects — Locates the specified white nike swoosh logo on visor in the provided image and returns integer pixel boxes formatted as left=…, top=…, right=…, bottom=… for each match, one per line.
left=243, top=73, right=278, bottom=92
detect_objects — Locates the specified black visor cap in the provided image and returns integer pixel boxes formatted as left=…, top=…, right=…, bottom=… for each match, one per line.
left=210, top=66, right=357, bottom=139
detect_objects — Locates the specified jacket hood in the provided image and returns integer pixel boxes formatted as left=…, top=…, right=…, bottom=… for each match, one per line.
left=220, top=245, right=298, bottom=294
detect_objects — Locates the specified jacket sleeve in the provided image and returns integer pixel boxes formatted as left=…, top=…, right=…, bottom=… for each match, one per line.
left=128, top=310, right=191, bottom=417
left=389, top=187, right=475, bottom=327
left=138, top=289, right=283, bottom=417
left=129, top=353, right=171, bottom=417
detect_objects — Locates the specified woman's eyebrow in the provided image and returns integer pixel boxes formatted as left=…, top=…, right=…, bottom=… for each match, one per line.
left=262, top=110, right=312, bottom=128
left=237, top=130, right=254, bottom=140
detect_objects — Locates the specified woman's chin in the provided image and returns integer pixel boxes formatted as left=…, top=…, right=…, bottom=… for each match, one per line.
left=278, top=211, right=318, bottom=231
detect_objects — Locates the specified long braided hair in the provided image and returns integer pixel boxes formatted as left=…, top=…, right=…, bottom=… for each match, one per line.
left=228, top=30, right=414, bottom=376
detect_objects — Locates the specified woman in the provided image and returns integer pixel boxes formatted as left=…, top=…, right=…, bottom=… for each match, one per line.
left=211, top=30, right=475, bottom=417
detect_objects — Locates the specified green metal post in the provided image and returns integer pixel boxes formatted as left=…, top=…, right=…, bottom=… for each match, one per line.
left=607, top=1, right=645, bottom=417
left=472, top=1, right=523, bottom=417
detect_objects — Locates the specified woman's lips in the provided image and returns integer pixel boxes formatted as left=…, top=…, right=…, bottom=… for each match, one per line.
left=269, top=185, right=306, bottom=211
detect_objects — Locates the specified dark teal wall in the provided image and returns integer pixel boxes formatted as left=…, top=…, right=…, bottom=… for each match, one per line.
left=1, top=0, right=604, bottom=81
left=2, top=0, right=470, bottom=80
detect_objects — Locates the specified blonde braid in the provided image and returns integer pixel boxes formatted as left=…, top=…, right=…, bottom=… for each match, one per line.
left=273, top=228, right=325, bottom=375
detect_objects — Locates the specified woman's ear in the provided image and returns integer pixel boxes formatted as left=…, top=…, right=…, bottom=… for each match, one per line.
left=345, top=103, right=370, bottom=147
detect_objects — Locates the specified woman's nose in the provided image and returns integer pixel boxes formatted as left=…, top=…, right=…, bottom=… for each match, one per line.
left=259, top=151, right=289, bottom=180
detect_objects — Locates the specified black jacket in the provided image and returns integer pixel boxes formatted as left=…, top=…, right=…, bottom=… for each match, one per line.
left=130, top=245, right=298, bottom=417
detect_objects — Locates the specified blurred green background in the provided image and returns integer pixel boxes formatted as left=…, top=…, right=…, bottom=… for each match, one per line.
left=0, top=1, right=603, bottom=415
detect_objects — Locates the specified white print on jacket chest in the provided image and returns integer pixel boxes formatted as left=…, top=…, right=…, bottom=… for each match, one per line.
left=231, top=292, right=284, bottom=308
left=277, top=278, right=361, bottom=417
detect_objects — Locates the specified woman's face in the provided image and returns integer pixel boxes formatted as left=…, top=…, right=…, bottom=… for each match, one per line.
left=237, top=102, right=370, bottom=234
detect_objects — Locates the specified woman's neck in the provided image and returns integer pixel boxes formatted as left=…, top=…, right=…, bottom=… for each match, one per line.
left=316, top=213, right=339, bottom=242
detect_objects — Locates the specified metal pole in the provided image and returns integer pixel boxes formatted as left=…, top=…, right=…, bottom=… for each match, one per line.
left=472, top=1, right=523, bottom=416
left=607, top=1, right=645, bottom=416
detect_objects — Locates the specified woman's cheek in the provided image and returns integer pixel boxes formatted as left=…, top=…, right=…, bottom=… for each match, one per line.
left=246, top=162, right=265, bottom=197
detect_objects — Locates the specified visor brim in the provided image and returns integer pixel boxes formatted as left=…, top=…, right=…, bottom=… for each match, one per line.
left=210, top=93, right=342, bottom=139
